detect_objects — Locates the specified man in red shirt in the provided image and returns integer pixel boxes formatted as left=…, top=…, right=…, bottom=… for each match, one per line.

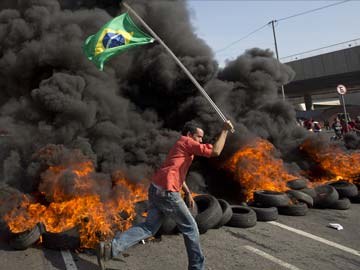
left=96, top=120, right=234, bottom=270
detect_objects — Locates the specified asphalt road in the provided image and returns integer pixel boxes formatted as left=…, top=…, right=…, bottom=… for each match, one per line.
left=1, top=203, right=359, bottom=270
left=0, top=129, right=357, bottom=270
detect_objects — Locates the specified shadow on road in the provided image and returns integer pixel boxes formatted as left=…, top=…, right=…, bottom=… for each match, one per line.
left=0, top=224, right=13, bottom=251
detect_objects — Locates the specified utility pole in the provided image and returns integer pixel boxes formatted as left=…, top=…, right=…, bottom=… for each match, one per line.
left=270, top=20, right=285, bottom=101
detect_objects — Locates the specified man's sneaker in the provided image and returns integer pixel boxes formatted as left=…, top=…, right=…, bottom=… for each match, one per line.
left=95, top=241, right=112, bottom=270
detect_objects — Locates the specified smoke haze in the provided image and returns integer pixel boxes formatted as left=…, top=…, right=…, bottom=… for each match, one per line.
left=0, top=0, right=310, bottom=215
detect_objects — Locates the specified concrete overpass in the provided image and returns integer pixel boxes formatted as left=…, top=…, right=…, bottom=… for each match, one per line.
left=283, top=44, right=360, bottom=110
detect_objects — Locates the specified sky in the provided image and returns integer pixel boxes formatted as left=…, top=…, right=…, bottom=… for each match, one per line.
left=186, top=0, right=360, bottom=67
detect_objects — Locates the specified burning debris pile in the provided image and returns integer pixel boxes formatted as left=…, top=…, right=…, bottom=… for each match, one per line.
left=222, top=136, right=360, bottom=199
left=0, top=0, right=359, bottom=252
left=299, top=137, right=360, bottom=183
left=3, top=144, right=147, bottom=248
left=224, top=138, right=296, bottom=201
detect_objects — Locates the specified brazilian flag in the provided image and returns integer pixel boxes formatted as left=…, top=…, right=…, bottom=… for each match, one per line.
left=83, top=12, right=154, bottom=70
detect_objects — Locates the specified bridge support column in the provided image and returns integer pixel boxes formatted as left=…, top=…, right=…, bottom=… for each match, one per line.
left=304, top=94, right=313, bottom=110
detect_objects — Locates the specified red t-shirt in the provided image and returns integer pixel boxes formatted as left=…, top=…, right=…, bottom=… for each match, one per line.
left=152, top=136, right=213, bottom=192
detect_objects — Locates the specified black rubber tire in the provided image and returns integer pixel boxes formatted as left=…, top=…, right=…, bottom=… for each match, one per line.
left=213, top=199, right=233, bottom=229
left=194, top=195, right=223, bottom=234
left=42, top=226, right=80, bottom=250
left=249, top=206, right=278, bottom=221
left=226, top=206, right=257, bottom=228
left=299, top=188, right=317, bottom=200
left=286, top=190, right=314, bottom=208
left=132, top=200, right=149, bottom=225
left=314, top=185, right=339, bottom=208
left=330, top=198, right=351, bottom=210
left=158, top=203, right=198, bottom=236
left=286, top=179, right=308, bottom=190
left=278, top=202, right=308, bottom=216
left=350, top=194, right=360, bottom=204
left=253, top=190, right=290, bottom=207
left=9, top=223, right=42, bottom=250
left=328, top=181, right=358, bottom=198
left=157, top=217, right=177, bottom=235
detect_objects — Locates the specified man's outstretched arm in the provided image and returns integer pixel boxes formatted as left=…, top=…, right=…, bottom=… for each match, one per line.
left=211, top=120, right=234, bottom=157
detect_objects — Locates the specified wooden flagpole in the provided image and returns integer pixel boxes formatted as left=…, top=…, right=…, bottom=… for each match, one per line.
left=122, top=2, right=234, bottom=133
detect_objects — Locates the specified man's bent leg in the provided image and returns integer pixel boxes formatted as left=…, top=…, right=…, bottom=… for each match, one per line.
left=167, top=193, right=205, bottom=270
left=111, top=202, right=164, bottom=257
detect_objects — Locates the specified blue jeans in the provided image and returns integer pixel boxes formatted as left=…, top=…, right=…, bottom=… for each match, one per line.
left=112, top=184, right=205, bottom=270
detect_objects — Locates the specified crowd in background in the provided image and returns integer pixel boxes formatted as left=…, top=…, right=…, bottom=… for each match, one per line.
left=297, top=115, right=360, bottom=140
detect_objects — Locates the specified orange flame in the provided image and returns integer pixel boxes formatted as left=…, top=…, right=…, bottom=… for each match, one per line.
left=4, top=161, right=148, bottom=249
left=300, top=139, right=360, bottom=183
left=224, top=139, right=297, bottom=201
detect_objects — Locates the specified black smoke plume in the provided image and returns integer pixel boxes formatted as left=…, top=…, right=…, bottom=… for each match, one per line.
left=0, top=0, right=308, bottom=218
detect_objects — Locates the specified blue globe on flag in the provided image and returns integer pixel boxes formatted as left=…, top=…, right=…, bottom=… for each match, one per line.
left=103, top=33, right=125, bottom=49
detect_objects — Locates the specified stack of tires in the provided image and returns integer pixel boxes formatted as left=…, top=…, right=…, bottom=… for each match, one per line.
left=194, top=194, right=260, bottom=231
left=351, top=180, right=360, bottom=203
left=282, top=178, right=359, bottom=211
left=286, top=179, right=358, bottom=210
left=41, top=226, right=80, bottom=250
left=325, top=180, right=358, bottom=210
left=134, top=195, right=259, bottom=235
left=194, top=195, right=235, bottom=233
left=8, top=222, right=44, bottom=250
left=8, top=222, right=81, bottom=250
left=250, top=179, right=313, bottom=217
left=133, top=179, right=360, bottom=237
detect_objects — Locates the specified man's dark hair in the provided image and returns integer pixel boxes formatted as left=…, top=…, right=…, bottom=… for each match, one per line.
left=182, top=122, right=201, bottom=136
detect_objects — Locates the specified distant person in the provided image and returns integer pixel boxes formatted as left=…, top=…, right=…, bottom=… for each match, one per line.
left=298, top=118, right=304, bottom=127
left=313, top=121, right=322, bottom=133
left=354, top=117, right=360, bottom=136
left=304, top=118, right=313, bottom=131
left=332, top=118, right=342, bottom=140
left=296, top=118, right=301, bottom=127
left=348, top=118, right=356, bottom=129
left=341, top=119, right=352, bottom=134
left=323, top=119, right=330, bottom=130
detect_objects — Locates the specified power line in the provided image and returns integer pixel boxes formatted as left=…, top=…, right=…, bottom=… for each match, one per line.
left=215, top=23, right=268, bottom=54
left=215, top=0, right=352, bottom=55
left=280, top=37, right=360, bottom=61
left=277, top=0, right=351, bottom=22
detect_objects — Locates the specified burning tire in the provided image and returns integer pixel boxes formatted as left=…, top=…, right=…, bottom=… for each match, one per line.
left=328, top=181, right=358, bottom=198
left=133, top=200, right=149, bottom=225
left=286, top=190, right=314, bottom=208
left=9, top=223, right=42, bottom=250
left=314, top=185, right=339, bottom=208
left=330, top=198, right=351, bottom=210
left=286, top=179, right=308, bottom=190
left=42, top=226, right=80, bottom=250
left=248, top=203, right=278, bottom=222
left=253, top=190, right=290, bottom=207
left=194, top=195, right=222, bottom=234
left=226, top=206, right=257, bottom=228
left=278, top=202, right=308, bottom=216
left=213, top=199, right=233, bottom=229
